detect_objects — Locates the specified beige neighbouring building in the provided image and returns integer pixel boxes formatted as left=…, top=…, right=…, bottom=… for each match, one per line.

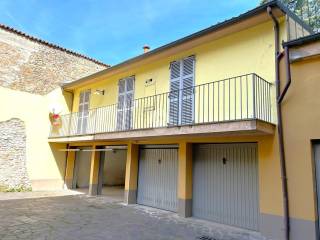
left=1, top=1, right=320, bottom=240
left=0, top=23, right=108, bottom=191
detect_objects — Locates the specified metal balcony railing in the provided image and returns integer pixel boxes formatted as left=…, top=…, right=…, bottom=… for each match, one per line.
left=49, top=73, right=273, bottom=138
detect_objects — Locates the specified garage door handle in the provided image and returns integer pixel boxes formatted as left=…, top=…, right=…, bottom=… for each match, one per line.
left=222, top=157, right=227, bottom=165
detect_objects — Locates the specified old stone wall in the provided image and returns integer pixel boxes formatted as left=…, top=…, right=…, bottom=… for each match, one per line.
left=0, top=118, right=31, bottom=190
left=0, top=25, right=107, bottom=190
left=0, top=27, right=106, bottom=95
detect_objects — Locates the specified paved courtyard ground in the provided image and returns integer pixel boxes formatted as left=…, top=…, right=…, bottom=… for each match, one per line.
left=0, top=191, right=270, bottom=240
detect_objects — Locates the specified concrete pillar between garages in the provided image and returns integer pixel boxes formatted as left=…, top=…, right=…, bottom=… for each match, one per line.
left=124, top=143, right=139, bottom=204
left=89, top=145, right=101, bottom=196
left=64, top=149, right=76, bottom=189
left=178, top=142, right=193, bottom=217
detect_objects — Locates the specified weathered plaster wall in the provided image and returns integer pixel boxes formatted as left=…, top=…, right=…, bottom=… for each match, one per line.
left=0, top=28, right=106, bottom=95
left=0, top=118, right=31, bottom=190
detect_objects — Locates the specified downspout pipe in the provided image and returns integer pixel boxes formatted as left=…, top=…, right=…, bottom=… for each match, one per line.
left=278, top=46, right=291, bottom=104
left=267, top=6, right=290, bottom=240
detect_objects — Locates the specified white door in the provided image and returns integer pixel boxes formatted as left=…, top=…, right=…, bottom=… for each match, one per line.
left=117, top=77, right=134, bottom=130
left=77, top=90, right=90, bottom=134
left=169, top=56, right=195, bottom=125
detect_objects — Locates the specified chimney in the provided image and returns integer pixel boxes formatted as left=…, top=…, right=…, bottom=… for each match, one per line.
left=143, top=45, right=150, bottom=53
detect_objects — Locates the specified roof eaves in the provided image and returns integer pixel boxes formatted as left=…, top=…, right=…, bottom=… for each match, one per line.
left=62, top=0, right=313, bottom=89
left=0, top=23, right=110, bottom=67
left=283, top=33, right=320, bottom=47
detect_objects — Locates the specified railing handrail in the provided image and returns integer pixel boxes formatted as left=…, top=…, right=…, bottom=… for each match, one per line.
left=58, top=73, right=271, bottom=117
left=50, top=73, right=273, bottom=138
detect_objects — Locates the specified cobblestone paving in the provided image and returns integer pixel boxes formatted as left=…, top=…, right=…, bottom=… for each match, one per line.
left=0, top=194, right=270, bottom=240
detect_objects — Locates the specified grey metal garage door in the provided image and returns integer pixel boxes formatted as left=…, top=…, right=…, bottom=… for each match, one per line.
left=137, top=145, right=178, bottom=212
left=193, top=143, right=260, bottom=231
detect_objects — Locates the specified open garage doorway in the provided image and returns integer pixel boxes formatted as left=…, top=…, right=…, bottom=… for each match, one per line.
left=98, top=146, right=127, bottom=201
left=71, top=146, right=127, bottom=202
left=73, top=147, right=91, bottom=191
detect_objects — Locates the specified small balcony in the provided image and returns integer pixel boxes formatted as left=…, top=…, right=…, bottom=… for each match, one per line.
left=49, top=73, right=275, bottom=141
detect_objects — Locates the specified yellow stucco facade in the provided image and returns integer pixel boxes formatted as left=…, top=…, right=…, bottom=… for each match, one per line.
left=281, top=54, right=320, bottom=222
left=72, top=19, right=285, bottom=114
left=2, top=3, right=318, bottom=240
left=54, top=10, right=319, bottom=238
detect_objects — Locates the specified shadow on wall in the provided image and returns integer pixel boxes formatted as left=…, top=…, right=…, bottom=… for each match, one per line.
left=62, top=90, right=73, bottom=112
left=44, top=89, right=73, bottom=189
left=49, top=142, right=68, bottom=188
left=103, top=149, right=127, bottom=186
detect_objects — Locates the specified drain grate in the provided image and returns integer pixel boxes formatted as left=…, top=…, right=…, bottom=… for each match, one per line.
left=197, top=236, right=217, bottom=240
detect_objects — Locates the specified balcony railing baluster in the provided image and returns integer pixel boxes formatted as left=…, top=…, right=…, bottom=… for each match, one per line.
left=49, top=73, right=273, bottom=138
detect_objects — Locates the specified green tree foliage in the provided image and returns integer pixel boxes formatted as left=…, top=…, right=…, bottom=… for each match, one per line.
left=261, top=0, right=320, bottom=32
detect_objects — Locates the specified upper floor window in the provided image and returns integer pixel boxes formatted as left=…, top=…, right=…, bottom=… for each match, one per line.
left=169, top=56, right=195, bottom=125
left=117, top=76, right=135, bottom=130
left=77, top=89, right=91, bottom=134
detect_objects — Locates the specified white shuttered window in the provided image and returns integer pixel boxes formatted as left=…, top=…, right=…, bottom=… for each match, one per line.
left=169, top=56, right=195, bottom=125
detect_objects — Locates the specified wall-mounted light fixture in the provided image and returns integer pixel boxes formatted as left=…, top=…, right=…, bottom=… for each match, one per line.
left=94, top=89, right=105, bottom=95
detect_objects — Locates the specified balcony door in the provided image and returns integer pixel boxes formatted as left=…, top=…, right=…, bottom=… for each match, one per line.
left=77, top=90, right=90, bottom=134
left=117, top=76, right=134, bottom=131
left=169, top=56, right=195, bottom=125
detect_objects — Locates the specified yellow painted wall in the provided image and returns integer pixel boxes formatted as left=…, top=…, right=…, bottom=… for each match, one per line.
left=281, top=56, right=320, bottom=221
left=72, top=20, right=283, bottom=108
left=70, top=18, right=288, bottom=132
left=0, top=86, right=71, bottom=190
left=82, top=134, right=283, bottom=217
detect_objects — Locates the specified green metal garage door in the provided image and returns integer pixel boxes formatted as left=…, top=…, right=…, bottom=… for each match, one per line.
left=193, top=143, right=260, bottom=230
left=137, top=145, right=178, bottom=212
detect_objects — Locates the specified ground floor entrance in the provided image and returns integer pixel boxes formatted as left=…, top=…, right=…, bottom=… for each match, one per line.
left=137, top=145, right=178, bottom=212
left=192, top=143, right=260, bottom=231
left=69, top=146, right=127, bottom=201
left=63, top=139, right=285, bottom=239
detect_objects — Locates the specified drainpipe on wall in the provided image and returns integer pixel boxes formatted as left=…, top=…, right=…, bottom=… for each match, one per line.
left=278, top=46, right=292, bottom=104
left=267, top=6, right=290, bottom=240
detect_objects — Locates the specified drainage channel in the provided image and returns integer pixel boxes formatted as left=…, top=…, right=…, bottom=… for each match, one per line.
left=197, top=236, right=219, bottom=240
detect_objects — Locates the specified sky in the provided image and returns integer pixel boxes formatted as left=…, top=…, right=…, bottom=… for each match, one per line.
left=0, top=0, right=260, bottom=65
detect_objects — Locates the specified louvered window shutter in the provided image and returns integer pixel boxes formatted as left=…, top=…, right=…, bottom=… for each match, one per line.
left=77, top=90, right=91, bottom=134
left=124, top=76, right=134, bottom=129
left=169, top=61, right=181, bottom=125
left=117, top=79, right=126, bottom=130
left=181, top=56, right=195, bottom=125
left=169, top=56, right=195, bottom=125
left=117, top=77, right=135, bottom=130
